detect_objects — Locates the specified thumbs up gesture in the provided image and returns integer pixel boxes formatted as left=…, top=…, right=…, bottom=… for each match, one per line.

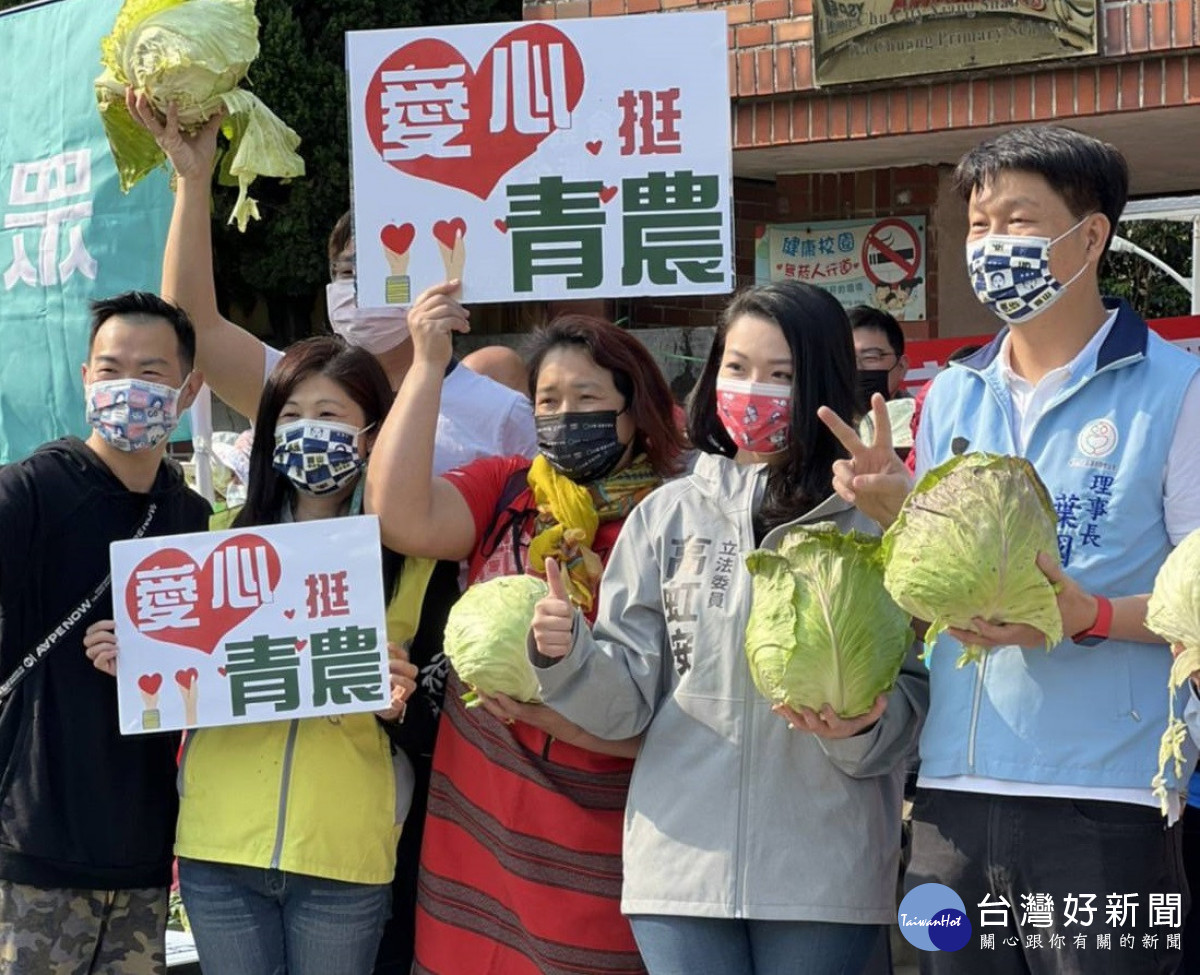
left=531, top=558, right=576, bottom=660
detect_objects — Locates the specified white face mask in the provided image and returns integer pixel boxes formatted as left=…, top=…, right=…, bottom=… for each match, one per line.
left=325, top=280, right=410, bottom=354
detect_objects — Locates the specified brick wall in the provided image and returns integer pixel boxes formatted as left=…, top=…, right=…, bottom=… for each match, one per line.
left=628, top=169, right=939, bottom=339
left=773, top=166, right=941, bottom=339
left=526, top=0, right=1200, bottom=151
left=523, top=0, right=1200, bottom=335
left=629, top=177, right=775, bottom=328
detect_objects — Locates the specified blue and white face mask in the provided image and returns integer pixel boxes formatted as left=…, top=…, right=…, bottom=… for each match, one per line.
left=271, top=419, right=371, bottom=495
left=966, top=216, right=1092, bottom=325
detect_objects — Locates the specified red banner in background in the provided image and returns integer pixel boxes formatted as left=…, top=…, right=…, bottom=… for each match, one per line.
left=902, top=315, right=1200, bottom=391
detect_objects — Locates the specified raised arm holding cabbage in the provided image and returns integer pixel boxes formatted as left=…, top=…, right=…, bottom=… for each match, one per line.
left=95, top=0, right=304, bottom=230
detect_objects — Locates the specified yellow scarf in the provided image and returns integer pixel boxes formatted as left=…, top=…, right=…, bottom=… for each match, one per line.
left=526, top=454, right=660, bottom=611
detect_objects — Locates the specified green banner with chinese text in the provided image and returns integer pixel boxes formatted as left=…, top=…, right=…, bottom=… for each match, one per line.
left=0, top=0, right=174, bottom=463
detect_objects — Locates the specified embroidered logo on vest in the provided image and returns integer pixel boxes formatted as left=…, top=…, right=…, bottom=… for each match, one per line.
left=1077, top=418, right=1119, bottom=459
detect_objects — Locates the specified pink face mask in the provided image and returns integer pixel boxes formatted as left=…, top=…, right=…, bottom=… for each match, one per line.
left=715, top=377, right=792, bottom=454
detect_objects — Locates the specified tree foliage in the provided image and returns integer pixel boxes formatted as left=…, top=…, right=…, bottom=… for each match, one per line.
left=1101, top=219, right=1194, bottom=320
left=0, top=0, right=520, bottom=342
left=209, top=0, right=520, bottom=344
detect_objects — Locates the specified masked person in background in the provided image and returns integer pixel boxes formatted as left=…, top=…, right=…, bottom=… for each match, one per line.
left=128, top=92, right=536, bottom=477
left=0, top=292, right=210, bottom=974
left=128, top=93, right=535, bottom=974
left=529, top=280, right=927, bottom=975
left=850, top=306, right=914, bottom=462
left=86, top=336, right=459, bottom=975
left=365, top=282, right=686, bottom=975
left=825, top=125, right=1200, bottom=975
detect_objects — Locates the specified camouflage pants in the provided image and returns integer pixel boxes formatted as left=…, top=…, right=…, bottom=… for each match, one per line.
left=0, top=881, right=167, bottom=975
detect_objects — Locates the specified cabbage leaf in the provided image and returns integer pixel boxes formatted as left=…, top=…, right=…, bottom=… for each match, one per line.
left=744, top=523, right=912, bottom=718
left=95, top=0, right=303, bottom=230
left=1147, top=528, right=1200, bottom=813
left=882, top=452, right=1062, bottom=667
left=444, top=575, right=549, bottom=706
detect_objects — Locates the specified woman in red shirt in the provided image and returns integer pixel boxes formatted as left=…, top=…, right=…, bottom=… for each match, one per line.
left=366, top=282, right=685, bottom=975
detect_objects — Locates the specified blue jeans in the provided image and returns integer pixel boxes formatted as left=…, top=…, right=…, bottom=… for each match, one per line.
left=178, top=858, right=391, bottom=975
left=629, top=915, right=885, bottom=975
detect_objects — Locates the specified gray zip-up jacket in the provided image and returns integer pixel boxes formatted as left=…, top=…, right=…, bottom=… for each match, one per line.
left=533, top=452, right=927, bottom=923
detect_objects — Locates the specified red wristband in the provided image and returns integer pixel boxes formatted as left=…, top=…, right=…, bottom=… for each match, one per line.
left=1071, top=596, right=1113, bottom=647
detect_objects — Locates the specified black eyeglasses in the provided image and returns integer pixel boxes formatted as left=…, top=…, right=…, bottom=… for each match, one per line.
left=856, top=348, right=899, bottom=369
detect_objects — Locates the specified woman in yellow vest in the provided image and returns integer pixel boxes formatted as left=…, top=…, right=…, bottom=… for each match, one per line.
left=88, top=336, right=453, bottom=975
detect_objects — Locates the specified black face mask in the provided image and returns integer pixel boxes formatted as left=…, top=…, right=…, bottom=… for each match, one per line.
left=536, top=410, right=627, bottom=483
left=855, top=369, right=892, bottom=414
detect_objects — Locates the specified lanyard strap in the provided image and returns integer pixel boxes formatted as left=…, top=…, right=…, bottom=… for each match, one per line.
left=0, top=502, right=158, bottom=705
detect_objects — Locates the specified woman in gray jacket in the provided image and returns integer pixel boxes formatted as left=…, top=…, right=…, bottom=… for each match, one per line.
left=530, top=280, right=928, bottom=975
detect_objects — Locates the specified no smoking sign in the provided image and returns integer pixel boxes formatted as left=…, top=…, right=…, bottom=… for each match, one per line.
left=862, top=218, right=922, bottom=286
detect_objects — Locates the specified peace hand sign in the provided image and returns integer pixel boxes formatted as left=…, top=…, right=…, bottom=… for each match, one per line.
left=818, top=393, right=912, bottom=528
left=531, top=558, right=576, bottom=660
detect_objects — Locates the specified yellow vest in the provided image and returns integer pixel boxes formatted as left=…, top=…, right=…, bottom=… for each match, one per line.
left=173, top=508, right=435, bottom=884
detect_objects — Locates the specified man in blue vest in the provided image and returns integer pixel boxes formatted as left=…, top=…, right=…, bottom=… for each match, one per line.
left=824, top=125, right=1200, bottom=974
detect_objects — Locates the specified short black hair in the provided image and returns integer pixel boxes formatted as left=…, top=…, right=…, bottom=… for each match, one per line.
left=88, top=291, right=196, bottom=373
left=848, top=305, right=905, bottom=356
left=953, top=125, right=1129, bottom=250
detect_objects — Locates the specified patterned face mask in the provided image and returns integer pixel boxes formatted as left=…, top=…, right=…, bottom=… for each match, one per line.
left=535, top=410, right=627, bottom=483
left=86, top=376, right=189, bottom=452
left=966, top=216, right=1091, bottom=325
left=715, top=377, right=792, bottom=454
left=271, top=419, right=372, bottom=495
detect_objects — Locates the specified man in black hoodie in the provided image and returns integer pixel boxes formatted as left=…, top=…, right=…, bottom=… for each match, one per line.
left=0, top=292, right=210, bottom=973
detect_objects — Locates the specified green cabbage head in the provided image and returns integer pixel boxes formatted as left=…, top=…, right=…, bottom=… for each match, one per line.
left=444, top=574, right=549, bottom=706
left=744, top=523, right=912, bottom=718
left=95, top=0, right=304, bottom=230
left=1147, top=528, right=1200, bottom=813
left=882, top=452, right=1063, bottom=667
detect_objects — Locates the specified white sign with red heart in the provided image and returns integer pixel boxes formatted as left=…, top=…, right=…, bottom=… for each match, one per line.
left=110, top=515, right=390, bottom=735
left=347, top=12, right=733, bottom=308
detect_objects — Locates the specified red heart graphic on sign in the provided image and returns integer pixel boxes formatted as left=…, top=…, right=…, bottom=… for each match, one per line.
left=124, top=535, right=282, bottom=655
left=175, top=668, right=198, bottom=690
left=599, top=185, right=618, bottom=204
left=138, top=673, right=162, bottom=696
left=494, top=219, right=508, bottom=234
left=283, top=609, right=296, bottom=620
left=217, top=667, right=228, bottom=677
left=380, top=223, right=415, bottom=255
left=586, top=140, right=602, bottom=155
left=295, top=639, right=308, bottom=653
left=365, top=24, right=586, bottom=200
left=432, top=218, right=467, bottom=250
